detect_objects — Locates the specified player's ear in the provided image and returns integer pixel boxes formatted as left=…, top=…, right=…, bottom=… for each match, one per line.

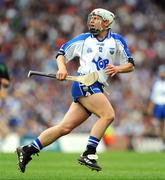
left=103, top=20, right=110, bottom=29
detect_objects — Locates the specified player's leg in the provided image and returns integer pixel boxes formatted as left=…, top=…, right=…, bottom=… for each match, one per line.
left=162, top=120, right=165, bottom=143
left=80, top=93, right=115, bottom=139
left=153, top=105, right=165, bottom=142
left=16, top=102, right=90, bottom=173
left=37, top=102, right=90, bottom=146
left=78, top=93, right=115, bottom=171
left=158, top=120, right=165, bottom=141
left=159, top=106, right=165, bottom=142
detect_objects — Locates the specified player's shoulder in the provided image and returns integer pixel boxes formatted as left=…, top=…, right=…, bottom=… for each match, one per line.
left=65, top=32, right=91, bottom=46
left=111, top=32, right=125, bottom=41
left=61, top=33, right=91, bottom=49
left=111, top=32, right=128, bottom=46
left=73, top=32, right=91, bottom=41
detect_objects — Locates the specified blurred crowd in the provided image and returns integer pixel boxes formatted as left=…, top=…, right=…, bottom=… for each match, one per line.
left=0, top=0, right=165, bottom=146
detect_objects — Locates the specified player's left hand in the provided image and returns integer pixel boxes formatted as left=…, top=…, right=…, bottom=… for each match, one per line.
left=105, top=64, right=119, bottom=77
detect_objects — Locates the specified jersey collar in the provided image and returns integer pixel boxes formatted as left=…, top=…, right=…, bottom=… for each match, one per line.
left=90, top=29, right=111, bottom=41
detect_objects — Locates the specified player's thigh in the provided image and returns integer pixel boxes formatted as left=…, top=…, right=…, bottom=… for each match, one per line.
left=79, top=93, right=115, bottom=118
left=59, top=102, right=90, bottom=129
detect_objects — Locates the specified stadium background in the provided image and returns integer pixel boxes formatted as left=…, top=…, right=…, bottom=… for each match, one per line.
left=0, top=0, right=165, bottom=153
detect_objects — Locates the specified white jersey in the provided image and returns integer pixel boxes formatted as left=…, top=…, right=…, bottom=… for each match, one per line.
left=57, top=30, right=134, bottom=85
left=150, top=79, right=165, bottom=105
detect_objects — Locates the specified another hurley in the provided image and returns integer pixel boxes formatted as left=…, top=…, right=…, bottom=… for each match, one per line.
left=28, top=70, right=99, bottom=86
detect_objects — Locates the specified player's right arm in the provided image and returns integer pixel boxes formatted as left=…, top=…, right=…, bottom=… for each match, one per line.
left=56, top=55, right=68, bottom=81
left=55, top=33, right=90, bottom=80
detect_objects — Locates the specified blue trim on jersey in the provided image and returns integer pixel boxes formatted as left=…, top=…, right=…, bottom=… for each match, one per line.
left=61, top=33, right=91, bottom=52
left=111, top=33, right=132, bottom=57
left=71, top=81, right=104, bottom=102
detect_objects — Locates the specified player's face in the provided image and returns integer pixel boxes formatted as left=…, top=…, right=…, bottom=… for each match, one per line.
left=87, top=15, right=104, bottom=35
left=88, top=15, right=103, bottom=30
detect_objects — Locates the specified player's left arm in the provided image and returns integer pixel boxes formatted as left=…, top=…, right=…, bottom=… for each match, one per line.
left=105, top=33, right=135, bottom=77
left=105, top=62, right=134, bottom=77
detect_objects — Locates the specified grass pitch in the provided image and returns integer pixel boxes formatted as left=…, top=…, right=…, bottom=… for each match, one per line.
left=0, top=151, right=164, bottom=180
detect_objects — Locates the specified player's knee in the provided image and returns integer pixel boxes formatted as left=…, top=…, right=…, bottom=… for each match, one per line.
left=103, top=112, right=115, bottom=125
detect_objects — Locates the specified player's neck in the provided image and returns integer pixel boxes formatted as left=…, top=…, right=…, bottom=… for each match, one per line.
left=96, top=30, right=108, bottom=40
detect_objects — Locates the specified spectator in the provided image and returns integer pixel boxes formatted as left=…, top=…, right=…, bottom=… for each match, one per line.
left=147, top=65, right=165, bottom=143
left=0, top=63, right=10, bottom=89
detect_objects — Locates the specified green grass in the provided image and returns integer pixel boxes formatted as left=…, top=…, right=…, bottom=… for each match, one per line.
left=0, top=151, right=164, bottom=180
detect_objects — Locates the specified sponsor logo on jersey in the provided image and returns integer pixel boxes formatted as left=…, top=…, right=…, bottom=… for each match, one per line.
left=92, top=56, right=109, bottom=70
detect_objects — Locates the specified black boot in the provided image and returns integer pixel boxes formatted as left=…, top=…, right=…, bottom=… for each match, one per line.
left=78, top=146, right=101, bottom=171
left=16, top=145, right=39, bottom=173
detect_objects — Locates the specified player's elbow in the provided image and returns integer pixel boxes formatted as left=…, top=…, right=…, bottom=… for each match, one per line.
left=130, top=65, right=135, bottom=72
left=127, top=62, right=135, bottom=72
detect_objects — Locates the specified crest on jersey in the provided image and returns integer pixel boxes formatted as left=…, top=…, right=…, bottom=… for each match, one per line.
left=109, top=48, right=115, bottom=55
left=87, top=47, right=93, bottom=53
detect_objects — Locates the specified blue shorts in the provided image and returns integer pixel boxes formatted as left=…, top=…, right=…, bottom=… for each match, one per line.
left=153, top=104, right=165, bottom=120
left=71, top=81, right=104, bottom=103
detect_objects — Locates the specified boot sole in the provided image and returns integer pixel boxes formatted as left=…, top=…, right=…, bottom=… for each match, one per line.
left=16, top=147, right=25, bottom=173
left=78, top=159, right=102, bottom=172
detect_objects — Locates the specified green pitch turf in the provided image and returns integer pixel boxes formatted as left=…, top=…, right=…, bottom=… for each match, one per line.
left=0, top=151, right=164, bottom=180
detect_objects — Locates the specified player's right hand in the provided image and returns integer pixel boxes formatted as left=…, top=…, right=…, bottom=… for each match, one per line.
left=56, top=69, right=68, bottom=80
